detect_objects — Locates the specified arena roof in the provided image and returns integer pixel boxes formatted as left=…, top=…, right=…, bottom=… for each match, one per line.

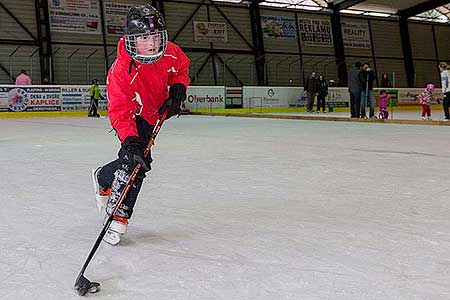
left=212, top=0, right=450, bottom=23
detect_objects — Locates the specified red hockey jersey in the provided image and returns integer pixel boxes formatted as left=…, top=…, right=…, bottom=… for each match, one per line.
left=107, top=37, right=190, bottom=141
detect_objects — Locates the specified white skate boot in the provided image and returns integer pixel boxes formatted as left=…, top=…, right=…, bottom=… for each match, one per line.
left=92, top=167, right=110, bottom=212
left=103, top=215, right=128, bottom=245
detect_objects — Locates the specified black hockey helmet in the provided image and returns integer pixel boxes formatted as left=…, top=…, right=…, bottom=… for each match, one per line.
left=124, top=4, right=168, bottom=64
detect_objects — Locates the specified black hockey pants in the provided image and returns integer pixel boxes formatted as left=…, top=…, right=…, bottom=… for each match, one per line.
left=98, top=116, right=154, bottom=219
left=88, top=98, right=99, bottom=117
left=443, top=92, right=450, bottom=120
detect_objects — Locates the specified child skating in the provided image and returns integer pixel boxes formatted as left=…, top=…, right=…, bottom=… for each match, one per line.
left=419, top=84, right=435, bottom=120
left=378, top=90, right=391, bottom=120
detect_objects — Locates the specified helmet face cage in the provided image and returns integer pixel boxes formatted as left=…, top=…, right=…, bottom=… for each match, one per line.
left=125, top=30, right=168, bottom=64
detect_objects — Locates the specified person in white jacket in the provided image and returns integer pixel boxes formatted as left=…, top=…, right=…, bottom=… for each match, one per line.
left=439, top=62, right=450, bottom=121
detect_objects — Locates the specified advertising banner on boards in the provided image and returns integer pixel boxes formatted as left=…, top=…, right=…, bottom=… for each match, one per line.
left=243, top=87, right=303, bottom=108
left=0, top=86, right=61, bottom=112
left=397, top=88, right=443, bottom=105
left=60, top=86, right=107, bottom=110
left=184, top=86, right=226, bottom=110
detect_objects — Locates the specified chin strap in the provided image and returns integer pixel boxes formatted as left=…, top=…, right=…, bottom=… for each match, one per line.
left=128, top=59, right=136, bottom=74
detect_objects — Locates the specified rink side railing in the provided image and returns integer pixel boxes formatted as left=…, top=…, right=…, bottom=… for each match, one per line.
left=0, top=85, right=442, bottom=113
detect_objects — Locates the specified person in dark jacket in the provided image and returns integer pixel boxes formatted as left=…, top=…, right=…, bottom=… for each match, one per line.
left=305, top=72, right=318, bottom=112
left=316, top=75, right=328, bottom=113
left=359, top=63, right=377, bottom=118
left=439, top=62, right=450, bottom=121
left=380, top=73, right=391, bottom=88
left=348, top=62, right=362, bottom=118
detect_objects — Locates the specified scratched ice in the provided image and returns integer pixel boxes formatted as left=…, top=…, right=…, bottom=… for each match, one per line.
left=1, top=116, right=449, bottom=300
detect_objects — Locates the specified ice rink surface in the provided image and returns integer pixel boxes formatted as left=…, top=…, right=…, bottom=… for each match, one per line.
left=1, top=115, right=450, bottom=300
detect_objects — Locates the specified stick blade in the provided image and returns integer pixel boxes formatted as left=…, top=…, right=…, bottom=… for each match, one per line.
left=74, top=274, right=100, bottom=296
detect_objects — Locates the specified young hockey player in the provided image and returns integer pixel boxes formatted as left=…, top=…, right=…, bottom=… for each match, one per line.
left=92, top=4, right=190, bottom=245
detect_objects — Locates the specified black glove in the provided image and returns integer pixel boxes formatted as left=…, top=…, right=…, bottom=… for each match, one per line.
left=118, top=136, right=151, bottom=173
left=158, top=83, right=186, bottom=118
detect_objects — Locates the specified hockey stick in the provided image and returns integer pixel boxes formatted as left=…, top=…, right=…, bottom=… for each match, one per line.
left=74, top=109, right=169, bottom=296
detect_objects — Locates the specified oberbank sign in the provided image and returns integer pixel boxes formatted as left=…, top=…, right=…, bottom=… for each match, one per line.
left=185, top=86, right=226, bottom=109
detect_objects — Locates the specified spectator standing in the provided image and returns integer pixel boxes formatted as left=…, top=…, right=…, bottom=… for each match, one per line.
left=359, top=63, right=376, bottom=118
left=15, top=69, right=32, bottom=85
left=380, top=73, right=391, bottom=88
left=439, top=62, right=450, bottom=121
left=305, top=72, right=318, bottom=113
left=348, top=62, right=362, bottom=118
left=316, top=75, right=328, bottom=113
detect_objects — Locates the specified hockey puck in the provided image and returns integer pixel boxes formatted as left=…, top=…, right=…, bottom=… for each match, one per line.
left=74, top=274, right=101, bottom=296
left=88, top=282, right=101, bottom=293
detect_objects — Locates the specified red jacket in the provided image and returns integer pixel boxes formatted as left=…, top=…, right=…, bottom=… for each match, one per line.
left=107, top=37, right=190, bottom=141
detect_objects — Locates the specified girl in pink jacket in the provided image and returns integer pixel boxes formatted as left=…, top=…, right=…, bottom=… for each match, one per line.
left=378, top=90, right=391, bottom=119
left=419, top=84, right=435, bottom=120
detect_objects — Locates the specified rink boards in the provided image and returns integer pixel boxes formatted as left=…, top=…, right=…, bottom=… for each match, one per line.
left=1, top=85, right=442, bottom=114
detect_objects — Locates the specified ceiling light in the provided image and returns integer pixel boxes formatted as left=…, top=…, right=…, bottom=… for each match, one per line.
left=340, top=9, right=364, bottom=15
left=364, top=12, right=391, bottom=18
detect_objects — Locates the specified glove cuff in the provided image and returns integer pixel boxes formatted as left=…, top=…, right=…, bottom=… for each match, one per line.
left=122, top=136, right=142, bottom=146
left=169, top=83, right=187, bottom=102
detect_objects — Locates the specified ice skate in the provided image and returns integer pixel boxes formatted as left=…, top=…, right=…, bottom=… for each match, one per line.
left=103, top=216, right=128, bottom=245
left=92, top=167, right=110, bottom=212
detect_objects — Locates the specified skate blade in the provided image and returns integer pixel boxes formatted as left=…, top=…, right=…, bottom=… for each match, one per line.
left=86, top=281, right=101, bottom=294
left=103, top=229, right=121, bottom=245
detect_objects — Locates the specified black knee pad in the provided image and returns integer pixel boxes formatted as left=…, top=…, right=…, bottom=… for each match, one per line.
left=137, top=157, right=152, bottom=179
